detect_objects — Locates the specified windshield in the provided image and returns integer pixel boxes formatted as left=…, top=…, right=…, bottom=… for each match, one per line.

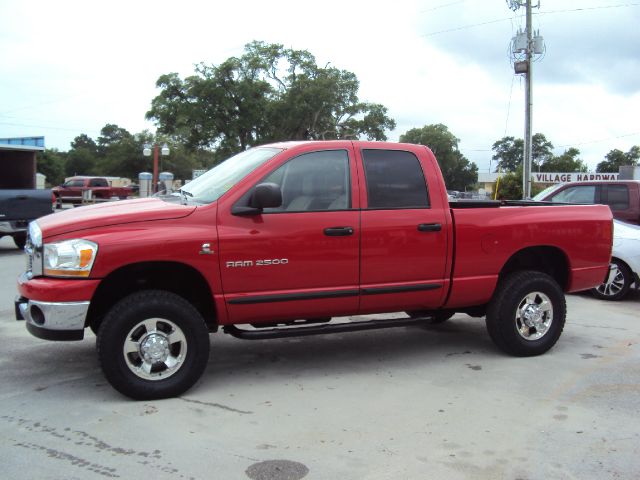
left=180, top=147, right=282, bottom=204
left=532, top=183, right=563, bottom=201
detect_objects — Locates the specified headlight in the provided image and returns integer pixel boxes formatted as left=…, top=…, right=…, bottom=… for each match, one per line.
left=28, top=221, right=42, bottom=248
left=43, top=239, right=98, bottom=277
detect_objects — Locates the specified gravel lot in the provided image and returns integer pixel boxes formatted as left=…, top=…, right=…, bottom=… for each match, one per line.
left=1, top=235, right=639, bottom=480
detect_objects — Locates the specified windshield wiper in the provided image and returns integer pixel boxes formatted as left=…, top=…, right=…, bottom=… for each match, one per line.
left=179, top=189, right=194, bottom=205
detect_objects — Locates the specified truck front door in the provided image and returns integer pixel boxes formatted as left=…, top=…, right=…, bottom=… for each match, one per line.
left=218, top=147, right=360, bottom=325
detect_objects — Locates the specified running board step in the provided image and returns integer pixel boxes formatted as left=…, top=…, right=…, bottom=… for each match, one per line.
left=223, top=316, right=432, bottom=340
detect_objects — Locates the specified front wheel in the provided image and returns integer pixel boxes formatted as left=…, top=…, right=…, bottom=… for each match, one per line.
left=486, top=271, right=566, bottom=357
left=97, top=290, right=210, bottom=400
left=590, top=260, right=633, bottom=301
left=13, top=232, right=27, bottom=250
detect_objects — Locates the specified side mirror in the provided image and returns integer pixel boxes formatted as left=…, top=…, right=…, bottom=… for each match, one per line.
left=232, top=183, right=282, bottom=216
left=250, top=183, right=282, bottom=209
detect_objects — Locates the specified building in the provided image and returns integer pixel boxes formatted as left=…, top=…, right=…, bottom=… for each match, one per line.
left=477, top=171, right=620, bottom=196
left=0, top=136, right=46, bottom=189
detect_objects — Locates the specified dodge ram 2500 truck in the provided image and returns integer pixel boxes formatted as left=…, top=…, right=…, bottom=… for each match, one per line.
left=15, top=141, right=613, bottom=400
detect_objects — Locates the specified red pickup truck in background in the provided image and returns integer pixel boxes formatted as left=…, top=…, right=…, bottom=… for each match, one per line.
left=534, top=180, right=640, bottom=225
left=52, top=176, right=132, bottom=207
left=16, top=141, right=613, bottom=399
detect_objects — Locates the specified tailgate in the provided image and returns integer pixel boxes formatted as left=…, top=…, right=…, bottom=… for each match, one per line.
left=0, top=189, right=53, bottom=222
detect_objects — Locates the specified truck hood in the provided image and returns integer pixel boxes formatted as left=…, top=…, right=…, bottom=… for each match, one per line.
left=37, top=198, right=197, bottom=238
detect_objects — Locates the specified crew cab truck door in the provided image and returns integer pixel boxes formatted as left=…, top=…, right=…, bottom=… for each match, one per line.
left=603, top=184, right=636, bottom=224
left=356, top=145, right=450, bottom=314
left=217, top=146, right=360, bottom=325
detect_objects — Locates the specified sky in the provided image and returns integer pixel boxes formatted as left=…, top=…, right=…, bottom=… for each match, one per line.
left=1, top=0, right=639, bottom=173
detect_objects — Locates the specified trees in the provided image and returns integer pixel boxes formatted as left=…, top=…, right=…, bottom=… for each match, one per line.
left=66, top=134, right=98, bottom=177
left=146, top=41, right=396, bottom=154
left=400, top=124, right=478, bottom=191
left=596, top=146, right=640, bottom=173
left=491, top=134, right=553, bottom=172
left=60, top=126, right=213, bottom=182
left=539, top=147, right=588, bottom=173
left=36, top=149, right=66, bottom=186
left=494, top=167, right=545, bottom=200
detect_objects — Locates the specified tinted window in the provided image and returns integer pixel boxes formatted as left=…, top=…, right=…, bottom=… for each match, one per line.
left=362, top=149, right=429, bottom=209
left=550, top=185, right=596, bottom=203
left=606, top=185, right=629, bottom=210
left=89, top=178, right=108, bottom=187
left=262, top=150, right=350, bottom=212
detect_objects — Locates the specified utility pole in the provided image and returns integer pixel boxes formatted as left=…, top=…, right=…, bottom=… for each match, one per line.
left=508, top=0, right=544, bottom=199
left=523, top=0, right=533, bottom=199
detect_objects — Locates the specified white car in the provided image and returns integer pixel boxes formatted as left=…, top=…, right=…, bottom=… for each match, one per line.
left=591, top=220, right=640, bottom=300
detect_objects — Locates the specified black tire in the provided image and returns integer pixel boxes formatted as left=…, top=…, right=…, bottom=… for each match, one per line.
left=97, top=290, right=210, bottom=400
left=13, top=232, right=27, bottom=250
left=406, top=310, right=454, bottom=324
left=590, top=259, right=633, bottom=301
left=486, top=271, right=566, bottom=357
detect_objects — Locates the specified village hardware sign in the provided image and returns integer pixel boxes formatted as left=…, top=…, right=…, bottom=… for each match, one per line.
left=532, top=172, right=620, bottom=183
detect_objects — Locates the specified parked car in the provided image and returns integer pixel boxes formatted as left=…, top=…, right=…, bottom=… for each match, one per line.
left=0, top=189, right=54, bottom=248
left=533, top=180, right=640, bottom=225
left=52, top=176, right=133, bottom=206
left=591, top=220, right=640, bottom=300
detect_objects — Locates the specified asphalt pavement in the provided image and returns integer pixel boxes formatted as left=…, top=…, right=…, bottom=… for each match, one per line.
left=1, top=235, right=638, bottom=480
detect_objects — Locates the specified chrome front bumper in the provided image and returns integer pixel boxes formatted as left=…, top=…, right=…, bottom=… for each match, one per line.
left=15, top=296, right=89, bottom=341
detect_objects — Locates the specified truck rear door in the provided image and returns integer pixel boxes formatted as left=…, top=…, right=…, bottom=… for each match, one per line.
left=217, top=145, right=360, bottom=324
left=355, top=146, right=450, bottom=314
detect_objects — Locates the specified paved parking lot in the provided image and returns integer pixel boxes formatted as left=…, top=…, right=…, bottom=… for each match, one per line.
left=1, top=235, right=639, bottom=480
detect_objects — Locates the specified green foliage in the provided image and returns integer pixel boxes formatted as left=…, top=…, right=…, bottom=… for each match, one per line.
left=36, top=149, right=66, bottom=186
left=60, top=125, right=212, bottom=183
left=64, top=133, right=98, bottom=178
left=493, top=166, right=545, bottom=200
left=539, top=147, right=588, bottom=173
left=491, top=133, right=553, bottom=172
left=596, top=146, right=640, bottom=173
left=400, top=124, right=478, bottom=191
left=146, top=41, right=396, bottom=153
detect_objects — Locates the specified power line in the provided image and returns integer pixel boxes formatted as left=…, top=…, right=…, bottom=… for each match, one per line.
left=422, top=2, right=638, bottom=37
left=536, top=2, right=640, bottom=16
left=421, top=1, right=466, bottom=13
left=556, top=132, right=640, bottom=148
left=422, top=16, right=516, bottom=37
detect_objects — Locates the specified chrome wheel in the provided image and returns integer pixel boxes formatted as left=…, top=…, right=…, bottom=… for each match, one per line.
left=123, top=318, right=187, bottom=381
left=596, top=263, right=625, bottom=297
left=515, top=292, right=553, bottom=341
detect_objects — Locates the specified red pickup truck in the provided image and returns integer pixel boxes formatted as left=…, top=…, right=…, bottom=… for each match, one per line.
left=16, top=141, right=613, bottom=399
left=52, top=176, right=132, bottom=206
left=534, top=180, right=640, bottom=225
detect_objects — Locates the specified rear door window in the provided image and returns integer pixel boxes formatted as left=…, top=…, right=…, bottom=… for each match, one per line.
left=362, top=149, right=429, bottom=209
left=604, top=185, right=630, bottom=211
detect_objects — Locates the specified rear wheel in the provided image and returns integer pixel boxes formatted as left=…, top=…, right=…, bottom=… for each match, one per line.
left=486, top=271, right=565, bottom=356
left=97, top=290, right=210, bottom=400
left=590, top=260, right=633, bottom=301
